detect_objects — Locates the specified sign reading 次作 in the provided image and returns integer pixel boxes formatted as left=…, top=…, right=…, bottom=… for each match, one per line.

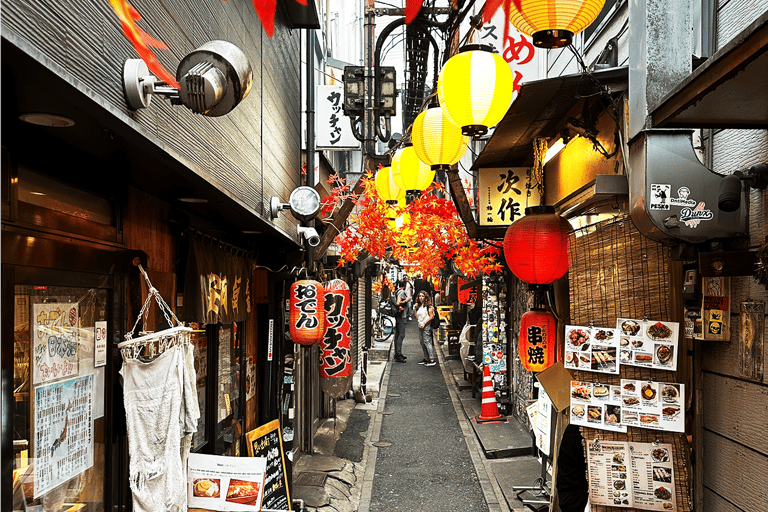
left=477, top=167, right=540, bottom=226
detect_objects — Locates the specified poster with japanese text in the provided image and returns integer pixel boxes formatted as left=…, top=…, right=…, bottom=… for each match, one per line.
left=187, top=453, right=266, bottom=510
left=587, top=439, right=676, bottom=511
left=570, top=381, right=627, bottom=433
left=565, top=325, right=620, bottom=374
left=34, top=374, right=94, bottom=498
left=617, top=318, right=679, bottom=371
left=316, top=85, right=359, bottom=149
left=477, top=167, right=539, bottom=226
left=32, top=303, right=79, bottom=384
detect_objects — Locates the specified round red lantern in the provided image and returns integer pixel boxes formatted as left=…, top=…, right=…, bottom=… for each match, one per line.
left=519, top=309, right=557, bottom=372
left=503, top=206, right=571, bottom=285
left=457, top=278, right=477, bottom=305
left=320, top=279, right=353, bottom=398
left=289, top=279, right=325, bottom=345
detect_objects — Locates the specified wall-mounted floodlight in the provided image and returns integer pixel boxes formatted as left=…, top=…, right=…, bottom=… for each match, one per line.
left=123, top=40, right=253, bottom=116
left=270, top=186, right=322, bottom=221
left=718, top=163, right=768, bottom=212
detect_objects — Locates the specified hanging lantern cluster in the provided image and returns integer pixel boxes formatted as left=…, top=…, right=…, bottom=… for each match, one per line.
left=509, top=0, right=608, bottom=48
left=289, top=279, right=325, bottom=345
left=320, top=279, right=353, bottom=398
left=437, top=44, right=514, bottom=138
left=503, top=206, right=571, bottom=286
left=411, top=106, right=469, bottom=171
left=519, top=308, right=557, bottom=372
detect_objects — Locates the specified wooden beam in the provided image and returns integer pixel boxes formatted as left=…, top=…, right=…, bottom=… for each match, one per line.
left=313, top=176, right=365, bottom=261
left=446, top=169, right=478, bottom=238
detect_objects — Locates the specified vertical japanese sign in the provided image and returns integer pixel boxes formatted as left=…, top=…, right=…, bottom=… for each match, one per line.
left=33, top=303, right=79, bottom=384
left=34, top=374, right=94, bottom=497
left=478, top=10, right=541, bottom=96
left=320, top=281, right=352, bottom=382
left=316, top=85, right=359, bottom=149
left=478, top=167, right=540, bottom=226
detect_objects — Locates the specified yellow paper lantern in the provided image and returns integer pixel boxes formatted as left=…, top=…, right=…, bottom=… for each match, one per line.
left=437, top=45, right=513, bottom=138
left=375, top=166, right=405, bottom=204
left=391, top=146, right=435, bottom=193
left=412, top=106, right=469, bottom=171
left=509, top=0, right=607, bottom=48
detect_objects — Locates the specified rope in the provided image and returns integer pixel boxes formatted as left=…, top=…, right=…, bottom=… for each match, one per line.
left=125, top=264, right=182, bottom=342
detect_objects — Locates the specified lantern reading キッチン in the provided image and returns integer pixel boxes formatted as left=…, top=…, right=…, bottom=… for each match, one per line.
left=509, top=0, right=607, bottom=48
left=519, top=309, right=557, bottom=372
left=320, top=279, right=352, bottom=398
left=437, top=45, right=514, bottom=138
left=503, top=206, right=571, bottom=285
left=289, top=280, right=324, bottom=345
left=411, top=106, right=469, bottom=171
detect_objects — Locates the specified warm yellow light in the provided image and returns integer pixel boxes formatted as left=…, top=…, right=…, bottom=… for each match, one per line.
left=437, top=45, right=514, bottom=138
left=411, top=106, right=469, bottom=171
left=375, top=166, right=405, bottom=203
left=509, top=0, right=607, bottom=48
left=543, top=138, right=567, bottom=165
left=391, top=146, right=435, bottom=193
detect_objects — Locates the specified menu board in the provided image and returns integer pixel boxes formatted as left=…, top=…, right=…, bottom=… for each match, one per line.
left=617, top=319, right=679, bottom=371
left=570, top=381, right=627, bottom=433
left=564, top=326, right=620, bottom=374
left=620, top=380, right=685, bottom=433
left=187, top=453, right=266, bottom=510
left=246, top=420, right=292, bottom=510
left=587, top=439, right=677, bottom=511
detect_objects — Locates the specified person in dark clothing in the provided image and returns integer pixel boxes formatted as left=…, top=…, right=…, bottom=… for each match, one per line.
left=393, top=280, right=409, bottom=362
left=556, top=423, right=589, bottom=512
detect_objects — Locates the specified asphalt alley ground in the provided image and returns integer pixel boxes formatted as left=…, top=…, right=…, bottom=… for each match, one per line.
left=365, top=319, right=491, bottom=511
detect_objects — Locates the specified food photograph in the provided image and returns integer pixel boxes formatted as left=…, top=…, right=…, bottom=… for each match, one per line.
left=567, top=327, right=590, bottom=348
left=619, top=319, right=641, bottom=336
left=655, top=344, right=674, bottom=366
left=651, top=447, right=669, bottom=462
left=661, top=385, right=679, bottom=403
left=225, top=479, right=262, bottom=506
left=647, top=321, right=673, bottom=341
left=193, top=478, right=221, bottom=498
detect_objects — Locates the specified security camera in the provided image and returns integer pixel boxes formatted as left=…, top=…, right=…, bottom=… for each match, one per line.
left=297, top=226, right=320, bottom=247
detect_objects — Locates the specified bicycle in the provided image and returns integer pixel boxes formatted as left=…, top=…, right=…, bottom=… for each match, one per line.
left=372, top=303, right=396, bottom=343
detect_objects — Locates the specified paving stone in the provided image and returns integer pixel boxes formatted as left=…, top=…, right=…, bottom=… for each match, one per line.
left=294, top=454, right=346, bottom=473
left=293, top=485, right=330, bottom=508
left=328, top=468, right=356, bottom=487
left=325, top=481, right=349, bottom=501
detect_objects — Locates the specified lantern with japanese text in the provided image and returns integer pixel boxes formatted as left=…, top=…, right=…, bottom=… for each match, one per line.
left=289, top=280, right=325, bottom=345
left=437, top=45, right=514, bottom=138
left=519, top=309, right=557, bottom=372
left=320, top=279, right=352, bottom=397
left=509, top=0, right=607, bottom=49
left=503, top=206, right=571, bottom=286
left=457, top=278, right=476, bottom=305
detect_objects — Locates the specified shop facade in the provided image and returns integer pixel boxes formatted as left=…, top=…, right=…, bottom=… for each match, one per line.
left=1, top=0, right=325, bottom=509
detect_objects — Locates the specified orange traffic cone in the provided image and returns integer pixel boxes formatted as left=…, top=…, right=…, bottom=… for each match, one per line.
left=475, top=364, right=504, bottom=423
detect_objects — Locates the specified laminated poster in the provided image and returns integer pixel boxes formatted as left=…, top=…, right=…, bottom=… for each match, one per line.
left=188, top=453, right=266, bottom=511
left=34, top=374, right=94, bottom=498
left=565, top=325, right=620, bottom=374
left=32, top=302, right=79, bottom=384
left=570, top=381, right=627, bottom=433
left=587, top=439, right=676, bottom=511
left=620, top=380, right=685, bottom=433
left=617, top=319, right=679, bottom=371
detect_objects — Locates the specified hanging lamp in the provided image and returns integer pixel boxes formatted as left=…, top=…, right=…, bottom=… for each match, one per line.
left=411, top=106, right=469, bottom=171
left=503, top=206, right=571, bottom=286
left=391, top=145, right=435, bottom=196
left=289, top=279, right=325, bottom=345
left=375, top=166, right=405, bottom=204
left=519, top=308, right=557, bottom=372
left=437, top=45, right=513, bottom=138
left=509, top=0, right=607, bottom=48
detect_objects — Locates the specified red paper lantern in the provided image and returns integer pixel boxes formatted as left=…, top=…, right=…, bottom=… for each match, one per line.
left=320, top=280, right=353, bottom=398
left=503, top=206, right=571, bottom=285
left=519, top=309, right=557, bottom=372
left=457, top=278, right=477, bottom=305
left=289, top=280, right=324, bottom=345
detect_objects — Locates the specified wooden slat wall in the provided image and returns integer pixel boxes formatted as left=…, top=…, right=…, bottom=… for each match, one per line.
left=1, top=0, right=301, bottom=236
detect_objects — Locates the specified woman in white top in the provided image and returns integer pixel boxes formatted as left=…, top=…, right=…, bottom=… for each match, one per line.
left=413, top=290, right=437, bottom=366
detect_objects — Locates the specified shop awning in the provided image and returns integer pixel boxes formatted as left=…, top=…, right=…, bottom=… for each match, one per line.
left=471, top=66, right=628, bottom=170
left=651, top=11, right=768, bottom=129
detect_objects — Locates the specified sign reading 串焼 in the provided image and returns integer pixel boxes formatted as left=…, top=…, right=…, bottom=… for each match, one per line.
left=34, top=374, right=94, bottom=498
left=477, top=167, right=540, bottom=226
left=33, top=302, right=79, bottom=384
left=316, top=85, right=359, bottom=149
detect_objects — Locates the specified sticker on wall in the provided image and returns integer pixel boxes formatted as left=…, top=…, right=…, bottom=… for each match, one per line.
left=649, top=184, right=671, bottom=210
left=680, top=202, right=714, bottom=228
left=94, top=321, right=108, bottom=367
left=669, top=186, right=696, bottom=207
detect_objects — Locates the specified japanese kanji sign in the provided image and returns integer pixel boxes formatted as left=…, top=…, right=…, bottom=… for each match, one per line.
left=316, top=85, right=359, bottom=149
left=477, top=167, right=540, bottom=226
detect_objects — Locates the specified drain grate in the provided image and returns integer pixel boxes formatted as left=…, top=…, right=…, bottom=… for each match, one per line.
left=294, top=471, right=328, bottom=487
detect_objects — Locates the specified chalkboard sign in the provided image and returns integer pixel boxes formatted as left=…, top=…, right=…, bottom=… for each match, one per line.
left=246, top=419, right=291, bottom=510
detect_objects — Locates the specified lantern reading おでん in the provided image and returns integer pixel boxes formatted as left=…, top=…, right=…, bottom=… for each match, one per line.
left=519, top=309, right=557, bottom=372
left=289, top=280, right=325, bottom=345
left=503, top=206, right=571, bottom=285
left=320, top=280, right=353, bottom=397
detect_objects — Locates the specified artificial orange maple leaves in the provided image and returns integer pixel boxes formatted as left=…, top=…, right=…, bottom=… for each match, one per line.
left=321, top=175, right=501, bottom=279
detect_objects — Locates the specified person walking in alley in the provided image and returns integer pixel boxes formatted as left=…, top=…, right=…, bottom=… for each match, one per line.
left=404, top=277, right=414, bottom=320
left=393, top=280, right=409, bottom=363
left=414, top=290, right=437, bottom=366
